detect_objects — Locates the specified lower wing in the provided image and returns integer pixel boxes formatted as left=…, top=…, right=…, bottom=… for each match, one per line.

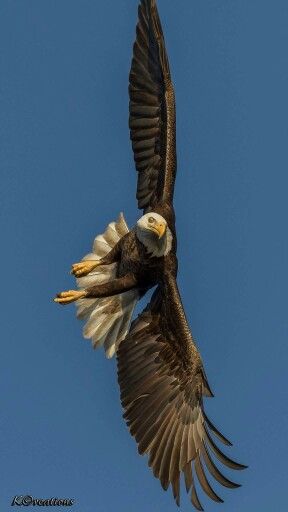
left=117, top=274, right=246, bottom=509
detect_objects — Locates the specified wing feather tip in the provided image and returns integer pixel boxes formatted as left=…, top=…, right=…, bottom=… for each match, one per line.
left=237, top=463, right=248, bottom=470
left=191, top=488, right=204, bottom=511
left=203, top=411, right=233, bottom=447
left=205, top=427, right=247, bottom=471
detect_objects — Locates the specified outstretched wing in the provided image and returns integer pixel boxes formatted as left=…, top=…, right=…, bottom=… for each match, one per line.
left=117, top=273, right=246, bottom=509
left=129, top=0, right=177, bottom=211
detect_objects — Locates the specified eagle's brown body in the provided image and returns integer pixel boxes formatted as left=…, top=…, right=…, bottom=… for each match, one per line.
left=85, top=201, right=176, bottom=299
left=55, top=1, right=246, bottom=509
left=116, top=228, right=167, bottom=290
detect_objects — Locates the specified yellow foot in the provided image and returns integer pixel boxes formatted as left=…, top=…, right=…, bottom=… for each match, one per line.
left=71, top=260, right=100, bottom=277
left=54, top=289, right=87, bottom=305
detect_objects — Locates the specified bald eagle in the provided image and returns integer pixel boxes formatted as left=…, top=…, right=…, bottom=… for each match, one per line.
left=54, top=0, right=246, bottom=508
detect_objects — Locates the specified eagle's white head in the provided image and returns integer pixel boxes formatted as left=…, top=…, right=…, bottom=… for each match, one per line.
left=136, top=212, right=173, bottom=258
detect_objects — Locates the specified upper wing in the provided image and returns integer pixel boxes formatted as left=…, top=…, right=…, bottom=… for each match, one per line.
left=129, top=0, right=177, bottom=211
left=117, top=274, right=246, bottom=509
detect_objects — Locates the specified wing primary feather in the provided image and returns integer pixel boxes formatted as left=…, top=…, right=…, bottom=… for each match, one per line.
left=130, top=385, right=177, bottom=441
left=132, top=137, right=155, bottom=151
left=171, top=472, right=180, bottom=507
left=159, top=417, right=180, bottom=489
left=130, top=116, right=159, bottom=130
left=131, top=128, right=159, bottom=142
left=152, top=410, right=178, bottom=479
left=205, top=426, right=248, bottom=471
left=201, top=442, right=241, bottom=489
left=148, top=408, right=175, bottom=472
left=203, top=411, right=232, bottom=446
left=179, top=404, right=193, bottom=470
left=190, top=465, right=204, bottom=512
left=194, top=456, right=224, bottom=503
left=183, top=462, right=193, bottom=493
left=137, top=392, right=179, bottom=453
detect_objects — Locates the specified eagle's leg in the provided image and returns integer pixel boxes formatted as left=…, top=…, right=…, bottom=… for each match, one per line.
left=71, top=240, right=122, bottom=277
left=54, top=273, right=137, bottom=305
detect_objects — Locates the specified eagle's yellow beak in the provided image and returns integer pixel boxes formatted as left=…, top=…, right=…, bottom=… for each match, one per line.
left=150, top=221, right=166, bottom=239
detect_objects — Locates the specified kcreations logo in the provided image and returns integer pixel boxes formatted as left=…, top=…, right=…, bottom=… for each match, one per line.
left=11, top=496, right=74, bottom=507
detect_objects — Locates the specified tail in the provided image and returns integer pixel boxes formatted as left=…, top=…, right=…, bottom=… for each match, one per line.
left=75, top=213, right=139, bottom=358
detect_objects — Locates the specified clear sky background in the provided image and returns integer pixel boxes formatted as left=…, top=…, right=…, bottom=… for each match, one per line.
left=1, top=1, right=288, bottom=511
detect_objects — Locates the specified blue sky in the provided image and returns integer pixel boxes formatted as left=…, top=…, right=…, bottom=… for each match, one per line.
left=1, top=0, right=288, bottom=510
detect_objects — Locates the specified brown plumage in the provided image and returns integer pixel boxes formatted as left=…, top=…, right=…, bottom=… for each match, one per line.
left=55, top=0, right=246, bottom=508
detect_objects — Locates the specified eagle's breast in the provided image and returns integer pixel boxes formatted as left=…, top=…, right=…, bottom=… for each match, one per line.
left=118, top=230, right=163, bottom=289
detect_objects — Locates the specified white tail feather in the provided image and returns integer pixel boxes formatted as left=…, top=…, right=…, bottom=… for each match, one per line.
left=75, top=213, right=138, bottom=358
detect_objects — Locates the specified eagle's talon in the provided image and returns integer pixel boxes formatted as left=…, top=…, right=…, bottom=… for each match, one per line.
left=54, top=289, right=87, bottom=305
left=71, top=260, right=100, bottom=277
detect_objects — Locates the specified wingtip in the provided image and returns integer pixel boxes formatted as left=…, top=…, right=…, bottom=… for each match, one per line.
left=205, top=428, right=248, bottom=472
left=192, top=499, right=204, bottom=512
left=239, top=463, right=249, bottom=470
left=203, top=412, right=233, bottom=447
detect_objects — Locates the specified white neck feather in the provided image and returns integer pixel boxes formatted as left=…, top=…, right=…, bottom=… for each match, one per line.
left=136, top=226, right=173, bottom=258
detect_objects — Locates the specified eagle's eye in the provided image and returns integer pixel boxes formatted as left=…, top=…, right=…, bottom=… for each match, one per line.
left=148, top=216, right=155, bottom=224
